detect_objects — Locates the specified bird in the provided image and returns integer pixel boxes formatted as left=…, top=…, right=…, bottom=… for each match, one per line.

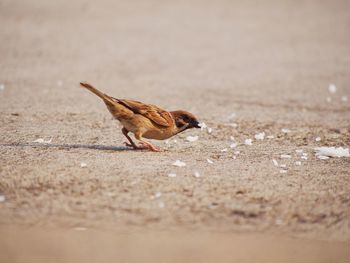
left=79, top=82, right=201, bottom=152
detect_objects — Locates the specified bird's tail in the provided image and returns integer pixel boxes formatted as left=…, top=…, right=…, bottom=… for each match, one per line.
left=79, top=82, right=115, bottom=104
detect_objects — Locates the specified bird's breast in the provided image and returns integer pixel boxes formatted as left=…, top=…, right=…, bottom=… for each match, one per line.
left=119, top=115, right=176, bottom=140
left=142, top=127, right=176, bottom=140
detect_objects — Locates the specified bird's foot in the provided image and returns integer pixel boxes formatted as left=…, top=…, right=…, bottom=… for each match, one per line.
left=124, top=141, right=161, bottom=152
left=124, top=142, right=146, bottom=150
left=139, top=142, right=161, bottom=152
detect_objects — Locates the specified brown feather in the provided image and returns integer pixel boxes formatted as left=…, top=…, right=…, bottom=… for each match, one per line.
left=80, top=81, right=200, bottom=151
left=117, top=99, right=173, bottom=127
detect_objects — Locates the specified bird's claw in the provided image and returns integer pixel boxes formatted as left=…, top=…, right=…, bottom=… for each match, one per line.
left=124, top=142, right=160, bottom=152
left=139, top=142, right=161, bottom=152
left=124, top=142, right=147, bottom=150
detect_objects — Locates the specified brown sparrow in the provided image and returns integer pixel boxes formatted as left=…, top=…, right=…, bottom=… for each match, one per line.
left=80, top=82, right=200, bottom=152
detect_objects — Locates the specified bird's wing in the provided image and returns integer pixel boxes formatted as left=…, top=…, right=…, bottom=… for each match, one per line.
left=116, top=99, right=173, bottom=127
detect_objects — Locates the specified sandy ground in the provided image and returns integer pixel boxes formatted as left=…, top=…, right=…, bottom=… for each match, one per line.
left=1, top=0, right=350, bottom=262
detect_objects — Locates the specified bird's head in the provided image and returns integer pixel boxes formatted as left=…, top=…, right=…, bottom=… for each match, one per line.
left=170, top=110, right=200, bottom=131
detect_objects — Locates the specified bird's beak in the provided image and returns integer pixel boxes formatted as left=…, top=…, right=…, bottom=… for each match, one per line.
left=191, top=120, right=201, bottom=128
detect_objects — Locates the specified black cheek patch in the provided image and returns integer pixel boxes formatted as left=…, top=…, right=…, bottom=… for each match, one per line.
left=175, top=120, right=185, bottom=128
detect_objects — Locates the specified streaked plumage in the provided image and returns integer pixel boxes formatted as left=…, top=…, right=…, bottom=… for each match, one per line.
left=79, top=82, right=200, bottom=152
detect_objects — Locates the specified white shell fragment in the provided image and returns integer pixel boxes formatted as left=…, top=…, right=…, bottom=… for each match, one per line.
left=254, top=132, right=265, bottom=140
left=315, top=137, right=321, bottom=142
left=317, top=155, right=330, bottom=160
left=172, top=160, right=186, bottom=167
left=230, top=143, right=237, bottom=149
left=80, top=162, right=87, bottom=168
left=198, top=122, right=207, bottom=130
left=33, top=138, right=52, bottom=144
left=228, top=123, right=238, bottom=128
left=154, top=192, right=162, bottom=198
left=168, top=173, right=177, bottom=178
left=194, top=171, right=201, bottom=178
left=328, top=84, right=337, bottom=93
left=295, top=149, right=303, bottom=153
left=186, top=135, right=199, bottom=142
left=272, top=159, right=278, bottom=167
left=295, top=161, right=302, bottom=166
left=280, top=154, right=292, bottom=159
left=279, top=170, right=287, bottom=174
left=266, top=135, right=274, bottom=139
left=198, top=122, right=212, bottom=134
left=207, top=159, right=214, bottom=164
left=244, top=139, right=253, bottom=145
left=314, top=147, right=350, bottom=158
left=221, top=148, right=228, bottom=152
left=281, top=128, right=291, bottom=133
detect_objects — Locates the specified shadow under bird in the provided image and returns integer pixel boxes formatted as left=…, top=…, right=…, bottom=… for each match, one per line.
left=79, top=82, right=200, bottom=152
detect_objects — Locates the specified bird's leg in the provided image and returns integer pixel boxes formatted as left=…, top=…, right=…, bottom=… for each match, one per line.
left=122, top=128, right=144, bottom=149
left=135, top=132, right=161, bottom=152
